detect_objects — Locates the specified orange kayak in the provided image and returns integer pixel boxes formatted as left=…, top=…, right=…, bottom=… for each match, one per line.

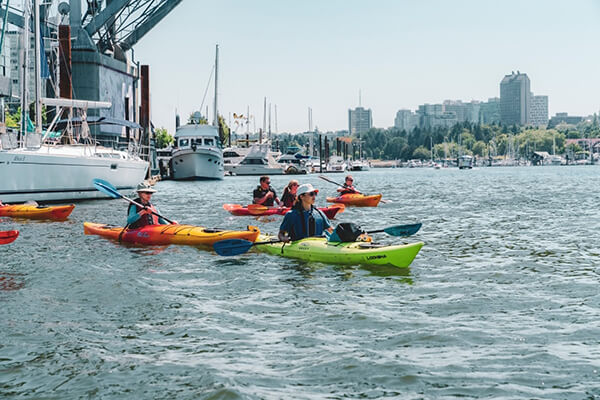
left=326, top=193, right=382, bottom=207
left=0, top=204, right=75, bottom=220
left=84, top=222, right=260, bottom=247
left=0, top=230, right=19, bottom=245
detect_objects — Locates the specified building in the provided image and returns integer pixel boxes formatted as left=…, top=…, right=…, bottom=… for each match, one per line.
left=548, top=112, right=584, bottom=128
left=416, top=103, right=458, bottom=129
left=348, top=106, right=372, bottom=135
left=528, top=95, right=548, bottom=127
left=479, top=97, right=501, bottom=125
left=500, top=71, right=530, bottom=125
left=394, top=109, right=419, bottom=132
left=443, top=100, right=480, bottom=123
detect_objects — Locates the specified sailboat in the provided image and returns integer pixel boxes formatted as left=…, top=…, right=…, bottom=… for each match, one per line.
left=0, top=0, right=148, bottom=202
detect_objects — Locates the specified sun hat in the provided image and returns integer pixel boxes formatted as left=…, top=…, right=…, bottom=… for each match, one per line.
left=136, top=182, right=157, bottom=193
left=297, top=183, right=319, bottom=196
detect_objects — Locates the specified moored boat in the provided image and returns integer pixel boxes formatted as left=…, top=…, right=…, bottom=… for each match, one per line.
left=83, top=222, right=260, bottom=247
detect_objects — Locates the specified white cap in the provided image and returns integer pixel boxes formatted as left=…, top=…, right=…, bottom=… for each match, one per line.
left=297, top=183, right=319, bottom=196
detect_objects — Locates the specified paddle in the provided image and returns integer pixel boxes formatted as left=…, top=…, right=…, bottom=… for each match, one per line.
left=92, top=178, right=175, bottom=224
left=318, top=175, right=390, bottom=203
left=213, top=222, right=422, bottom=257
left=0, top=230, right=19, bottom=245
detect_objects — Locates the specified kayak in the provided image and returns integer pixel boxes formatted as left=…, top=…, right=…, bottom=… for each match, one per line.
left=0, top=230, right=19, bottom=245
left=223, top=203, right=345, bottom=219
left=326, top=193, right=382, bottom=207
left=255, top=235, right=423, bottom=268
left=83, top=222, right=260, bottom=247
left=0, top=204, right=75, bottom=220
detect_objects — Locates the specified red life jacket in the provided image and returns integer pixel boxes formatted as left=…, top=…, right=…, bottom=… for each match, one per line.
left=128, top=199, right=160, bottom=229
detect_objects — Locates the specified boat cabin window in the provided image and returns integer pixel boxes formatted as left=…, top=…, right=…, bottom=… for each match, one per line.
left=242, top=158, right=267, bottom=165
left=179, top=138, right=189, bottom=147
left=202, top=138, right=213, bottom=146
left=224, top=151, right=240, bottom=157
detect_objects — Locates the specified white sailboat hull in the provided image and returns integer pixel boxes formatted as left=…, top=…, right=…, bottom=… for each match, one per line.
left=171, top=148, right=224, bottom=180
left=0, top=147, right=148, bottom=202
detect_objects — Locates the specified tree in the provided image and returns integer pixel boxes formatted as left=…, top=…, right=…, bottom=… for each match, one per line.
left=155, top=127, right=173, bottom=149
left=218, top=114, right=230, bottom=145
left=412, top=146, right=431, bottom=160
left=472, top=141, right=487, bottom=157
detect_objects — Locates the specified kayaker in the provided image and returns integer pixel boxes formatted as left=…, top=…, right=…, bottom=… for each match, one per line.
left=279, top=183, right=333, bottom=242
left=253, top=176, right=281, bottom=207
left=127, top=182, right=170, bottom=228
left=337, top=175, right=358, bottom=195
left=280, top=180, right=299, bottom=207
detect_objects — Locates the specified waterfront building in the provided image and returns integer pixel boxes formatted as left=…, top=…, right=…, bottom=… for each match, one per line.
left=443, top=100, right=480, bottom=123
left=500, top=71, right=530, bottom=125
left=479, top=97, right=501, bottom=125
left=394, top=109, right=419, bottom=132
left=348, top=106, right=372, bottom=135
left=548, top=112, right=584, bottom=128
left=417, top=103, right=457, bottom=129
left=528, top=95, right=548, bottom=127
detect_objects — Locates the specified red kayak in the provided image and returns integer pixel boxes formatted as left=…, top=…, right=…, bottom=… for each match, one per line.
left=223, top=203, right=345, bottom=219
left=0, top=230, right=19, bottom=245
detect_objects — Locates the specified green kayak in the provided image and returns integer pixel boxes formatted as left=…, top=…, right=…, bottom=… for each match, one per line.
left=255, top=235, right=424, bottom=268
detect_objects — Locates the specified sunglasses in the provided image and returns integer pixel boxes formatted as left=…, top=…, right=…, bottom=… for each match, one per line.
left=265, top=181, right=271, bottom=185
left=346, top=179, right=353, bottom=182
left=307, top=192, right=317, bottom=197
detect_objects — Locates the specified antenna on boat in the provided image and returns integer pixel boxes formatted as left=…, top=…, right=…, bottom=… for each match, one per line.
left=263, top=97, right=267, bottom=138
left=268, top=102, right=271, bottom=141
left=213, top=44, right=218, bottom=127
left=274, top=105, right=278, bottom=134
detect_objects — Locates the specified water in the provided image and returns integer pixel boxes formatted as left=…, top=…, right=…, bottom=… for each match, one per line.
left=1, top=166, right=599, bottom=399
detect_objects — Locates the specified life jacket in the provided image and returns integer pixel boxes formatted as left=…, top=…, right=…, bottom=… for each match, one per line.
left=339, top=183, right=356, bottom=195
left=128, top=198, right=159, bottom=229
left=289, top=203, right=326, bottom=240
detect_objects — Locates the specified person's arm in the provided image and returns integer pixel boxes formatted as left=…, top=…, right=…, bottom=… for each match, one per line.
left=253, top=190, right=273, bottom=205
left=278, top=213, right=292, bottom=242
left=127, top=204, right=143, bottom=225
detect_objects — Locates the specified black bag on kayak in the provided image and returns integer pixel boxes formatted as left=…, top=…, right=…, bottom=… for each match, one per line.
left=328, top=222, right=365, bottom=242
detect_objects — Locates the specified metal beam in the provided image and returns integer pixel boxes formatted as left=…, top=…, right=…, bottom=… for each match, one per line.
left=83, top=0, right=129, bottom=37
left=119, top=0, right=182, bottom=51
left=0, top=5, right=24, bottom=28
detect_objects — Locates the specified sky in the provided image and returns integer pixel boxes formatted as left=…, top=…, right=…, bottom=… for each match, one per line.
left=133, top=0, right=600, bottom=134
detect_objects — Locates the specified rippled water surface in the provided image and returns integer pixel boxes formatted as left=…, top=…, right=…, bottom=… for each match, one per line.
left=1, top=166, right=599, bottom=399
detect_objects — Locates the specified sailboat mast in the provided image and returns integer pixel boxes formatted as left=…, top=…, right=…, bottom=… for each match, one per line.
left=212, top=44, right=218, bottom=127
left=20, top=1, right=29, bottom=143
left=33, top=0, right=42, bottom=134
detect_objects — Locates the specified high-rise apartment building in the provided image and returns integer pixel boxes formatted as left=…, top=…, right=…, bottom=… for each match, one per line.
left=528, top=95, right=548, bottom=127
left=348, top=107, right=372, bottom=135
left=500, top=71, right=530, bottom=125
left=479, top=97, right=501, bottom=124
left=394, top=109, right=419, bottom=132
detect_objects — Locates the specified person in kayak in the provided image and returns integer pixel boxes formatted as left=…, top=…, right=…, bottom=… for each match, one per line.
left=337, top=175, right=358, bottom=195
left=279, top=183, right=333, bottom=242
left=253, top=176, right=281, bottom=207
left=280, top=180, right=299, bottom=207
left=127, top=182, right=170, bottom=228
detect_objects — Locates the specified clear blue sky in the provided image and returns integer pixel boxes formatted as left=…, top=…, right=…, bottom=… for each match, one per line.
left=134, top=0, right=600, bottom=134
